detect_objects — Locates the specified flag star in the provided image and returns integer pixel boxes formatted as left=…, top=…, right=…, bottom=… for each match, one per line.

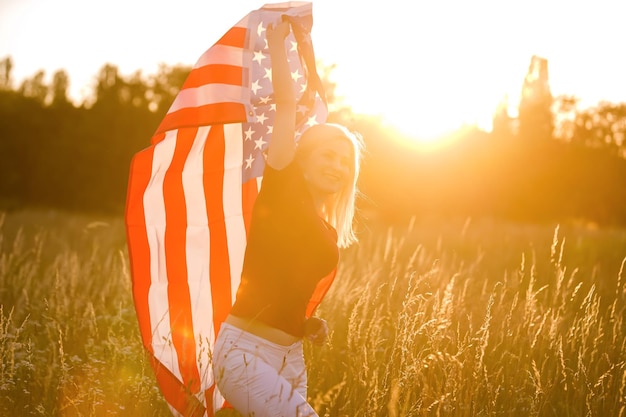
left=245, top=154, right=255, bottom=169
left=297, top=104, right=309, bottom=114
left=289, top=40, right=298, bottom=52
left=244, top=126, right=254, bottom=141
left=256, top=113, right=269, bottom=124
left=257, top=22, right=266, bottom=37
left=291, top=70, right=303, bottom=83
left=253, top=50, right=266, bottom=65
left=254, top=136, right=267, bottom=150
left=266, top=125, right=273, bottom=135
left=263, top=67, right=272, bottom=81
left=259, top=96, right=271, bottom=104
left=300, top=82, right=307, bottom=93
left=305, top=115, right=318, bottom=127
left=270, top=103, right=276, bottom=112
left=251, top=80, right=262, bottom=95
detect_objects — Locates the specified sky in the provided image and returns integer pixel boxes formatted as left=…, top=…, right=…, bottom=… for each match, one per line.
left=1, top=0, right=624, bottom=141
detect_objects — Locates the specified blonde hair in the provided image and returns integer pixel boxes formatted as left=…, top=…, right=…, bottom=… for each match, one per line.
left=296, top=123, right=364, bottom=248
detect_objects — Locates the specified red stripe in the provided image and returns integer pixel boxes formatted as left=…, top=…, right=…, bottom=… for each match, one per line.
left=205, top=385, right=215, bottom=417
left=305, top=269, right=337, bottom=318
left=203, top=126, right=232, bottom=336
left=215, top=26, right=247, bottom=48
left=182, top=64, right=244, bottom=89
left=150, top=130, right=167, bottom=146
left=150, top=356, right=206, bottom=417
left=156, top=103, right=248, bottom=136
left=125, top=145, right=156, bottom=353
left=163, top=127, right=201, bottom=392
left=241, top=179, right=258, bottom=236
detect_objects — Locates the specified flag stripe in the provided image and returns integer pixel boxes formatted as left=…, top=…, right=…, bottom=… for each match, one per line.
left=155, top=25, right=250, bottom=137
left=150, top=356, right=206, bottom=417
left=213, top=26, right=247, bottom=49
left=222, top=123, right=247, bottom=304
left=145, top=132, right=182, bottom=380
left=305, top=270, right=337, bottom=318
left=203, top=126, right=233, bottom=335
left=183, top=65, right=244, bottom=89
left=155, top=102, right=248, bottom=137
left=163, top=128, right=201, bottom=392
left=182, top=126, right=216, bottom=392
left=125, top=146, right=156, bottom=354
left=195, top=44, right=248, bottom=69
left=241, top=179, right=258, bottom=237
left=168, top=85, right=249, bottom=114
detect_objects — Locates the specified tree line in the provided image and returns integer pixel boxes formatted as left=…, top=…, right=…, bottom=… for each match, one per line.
left=1, top=55, right=626, bottom=226
left=337, top=55, right=626, bottom=226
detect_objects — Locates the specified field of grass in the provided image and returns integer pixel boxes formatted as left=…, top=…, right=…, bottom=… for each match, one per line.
left=1, top=210, right=625, bottom=416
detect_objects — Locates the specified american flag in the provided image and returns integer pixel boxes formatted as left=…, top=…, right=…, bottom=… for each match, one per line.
left=124, top=2, right=328, bottom=416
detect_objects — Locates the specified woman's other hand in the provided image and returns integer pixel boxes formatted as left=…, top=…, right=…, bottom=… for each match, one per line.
left=304, top=317, right=328, bottom=346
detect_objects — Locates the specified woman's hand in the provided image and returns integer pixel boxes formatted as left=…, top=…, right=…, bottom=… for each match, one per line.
left=304, top=317, right=328, bottom=346
left=267, top=18, right=291, bottom=47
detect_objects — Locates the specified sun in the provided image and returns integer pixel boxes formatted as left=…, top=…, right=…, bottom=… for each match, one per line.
left=334, top=79, right=494, bottom=150
left=326, top=56, right=503, bottom=149
left=381, top=109, right=466, bottom=146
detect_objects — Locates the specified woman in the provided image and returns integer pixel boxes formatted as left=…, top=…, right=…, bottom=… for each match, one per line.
left=213, top=19, right=363, bottom=417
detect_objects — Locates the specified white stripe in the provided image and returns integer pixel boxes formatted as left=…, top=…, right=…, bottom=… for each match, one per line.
left=143, top=129, right=183, bottom=381
left=194, top=44, right=245, bottom=69
left=181, top=126, right=216, bottom=389
left=166, top=404, right=184, bottom=417
left=168, top=83, right=247, bottom=114
left=223, top=123, right=247, bottom=303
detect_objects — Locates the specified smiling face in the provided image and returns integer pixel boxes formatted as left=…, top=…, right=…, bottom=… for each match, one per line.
left=295, top=124, right=363, bottom=244
left=300, top=137, right=354, bottom=196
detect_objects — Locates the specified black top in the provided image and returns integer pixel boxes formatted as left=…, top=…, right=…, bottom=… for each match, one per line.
left=229, top=161, right=339, bottom=337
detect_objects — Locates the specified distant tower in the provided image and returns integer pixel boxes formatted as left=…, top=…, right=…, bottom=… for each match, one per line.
left=491, top=94, right=515, bottom=140
left=517, top=55, right=554, bottom=141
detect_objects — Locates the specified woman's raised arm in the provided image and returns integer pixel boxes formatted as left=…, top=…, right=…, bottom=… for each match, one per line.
left=265, top=19, right=297, bottom=170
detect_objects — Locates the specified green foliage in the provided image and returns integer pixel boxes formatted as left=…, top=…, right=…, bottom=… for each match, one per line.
left=1, top=211, right=625, bottom=416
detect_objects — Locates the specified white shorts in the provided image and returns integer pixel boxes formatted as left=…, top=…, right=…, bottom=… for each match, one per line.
left=213, top=322, right=318, bottom=417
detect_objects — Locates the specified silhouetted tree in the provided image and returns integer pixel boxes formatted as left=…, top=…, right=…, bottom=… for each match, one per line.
left=3, top=55, right=626, bottom=226
left=552, top=94, right=579, bottom=142
left=92, top=64, right=124, bottom=108
left=18, top=70, right=48, bottom=104
left=125, top=70, right=149, bottom=108
left=0, top=56, right=13, bottom=90
left=571, top=102, right=626, bottom=157
left=148, top=63, right=190, bottom=114
left=50, top=69, right=70, bottom=107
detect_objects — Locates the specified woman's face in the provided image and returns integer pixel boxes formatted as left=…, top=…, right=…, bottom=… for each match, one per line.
left=301, top=137, right=353, bottom=196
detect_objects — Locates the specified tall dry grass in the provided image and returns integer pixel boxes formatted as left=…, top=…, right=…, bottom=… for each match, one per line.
left=310, top=218, right=626, bottom=416
left=0, top=210, right=168, bottom=416
left=0, top=210, right=625, bottom=416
